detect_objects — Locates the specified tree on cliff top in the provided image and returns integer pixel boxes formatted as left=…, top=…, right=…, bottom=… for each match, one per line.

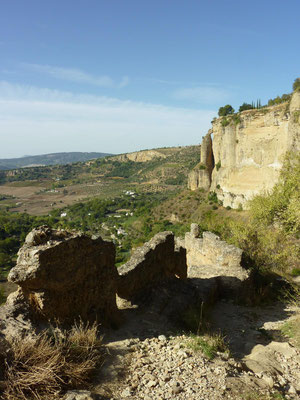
left=239, top=103, right=254, bottom=112
left=293, top=78, right=300, bottom=92
left=218, top=104, right=234, bottom=117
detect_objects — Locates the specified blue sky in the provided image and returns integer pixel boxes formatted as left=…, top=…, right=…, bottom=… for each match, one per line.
left=0, top=0, right=299, bottom=158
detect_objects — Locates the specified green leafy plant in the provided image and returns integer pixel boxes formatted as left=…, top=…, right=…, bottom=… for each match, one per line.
left=187, top=333, right=228, bottom=360
left=293, top=111, right=300, bottom=124
left=232, top=114, right=241, bottom=125
left=218, top=104, right=234, bottom=117
left=208, top=191, right=218, bottom=203
left=293, top=77, right=300, bottom=92
left=268, top=93, right=291, bottom=106
left=221, top=117, right=230, bottom=127
left=291, top=268, right=300, bottom=276
left=239, top=103, right=254, bottom=112
left=216, top=161, right=221, bottom=171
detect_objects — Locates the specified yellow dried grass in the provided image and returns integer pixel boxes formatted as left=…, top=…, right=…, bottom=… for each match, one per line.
left=2, top=322, right=103, bottom=400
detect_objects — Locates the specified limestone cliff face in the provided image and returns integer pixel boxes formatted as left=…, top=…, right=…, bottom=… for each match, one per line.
left=112, top=149, right=167, bottom=163
left=188, top=91, right=300, bottom=208
left=187, top=132, right=213, bottom=191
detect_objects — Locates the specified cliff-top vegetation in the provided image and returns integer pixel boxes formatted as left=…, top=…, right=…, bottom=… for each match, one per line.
left=218, top=78, right=299, bottom=119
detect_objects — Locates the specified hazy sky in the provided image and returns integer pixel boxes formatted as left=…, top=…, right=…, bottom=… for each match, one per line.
left=0, top=0, right=299, bottom=158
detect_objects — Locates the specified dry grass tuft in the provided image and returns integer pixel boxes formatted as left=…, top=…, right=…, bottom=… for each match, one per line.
left=2, top=321, right=103, bottom=400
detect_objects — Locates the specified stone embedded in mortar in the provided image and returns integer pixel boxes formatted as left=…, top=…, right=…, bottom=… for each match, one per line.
left=117, top=231, right=187, bottom=300
left=7, top=226, right=120, bottom=327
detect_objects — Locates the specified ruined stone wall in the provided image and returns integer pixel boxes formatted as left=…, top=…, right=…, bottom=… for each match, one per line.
left=7, top=227, right=120, bottom=327
left=188, top=91, right=300, bottom=209
left=1, top=228, right=187, bottom=338
left=183, top=224, right=249, bottom=293
left=117, top=232, right=187, bottom=300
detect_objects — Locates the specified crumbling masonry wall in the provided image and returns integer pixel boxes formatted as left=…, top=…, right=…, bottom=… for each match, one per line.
left=117, top=231, right=187, bottom=300
left=7, top=226, right=120, bottom=326
left=2, top=228, right=187, bottom=337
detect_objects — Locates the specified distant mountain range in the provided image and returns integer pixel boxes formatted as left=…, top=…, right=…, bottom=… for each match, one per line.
left=0, top=152, right=113, bottom=170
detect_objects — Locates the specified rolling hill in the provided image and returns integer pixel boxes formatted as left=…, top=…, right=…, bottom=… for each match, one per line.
left=0, top=152, right=113, bottom=170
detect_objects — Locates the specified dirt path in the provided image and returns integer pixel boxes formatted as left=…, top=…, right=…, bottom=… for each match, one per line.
left=89, top=281, right=300, bottom=400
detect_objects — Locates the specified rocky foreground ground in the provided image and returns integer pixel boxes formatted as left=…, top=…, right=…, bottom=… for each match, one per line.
left=78, top=298, right=300, bottom=400
left=1, top=227, right=300, bottom=400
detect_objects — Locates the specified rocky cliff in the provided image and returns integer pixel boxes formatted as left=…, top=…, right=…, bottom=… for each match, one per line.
left=188, top=91, right=300, bottom=208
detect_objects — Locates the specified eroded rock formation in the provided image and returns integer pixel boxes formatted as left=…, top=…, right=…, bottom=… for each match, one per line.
left=112, top=149, right=167, bottom=162
left=188, top=91, right=300, bottom=208
left=188, top=132, right=214, bottom=191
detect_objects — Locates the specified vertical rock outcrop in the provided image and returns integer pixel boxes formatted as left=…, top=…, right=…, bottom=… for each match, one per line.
left=200, top=131, right=214, bottom=176
left=188, top=132, right=214, bottom=191
left=188, top=91, right=300, bottom=208
left=188, top=168, right=211, bottom=191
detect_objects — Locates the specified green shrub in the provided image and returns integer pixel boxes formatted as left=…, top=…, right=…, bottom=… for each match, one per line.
left=291, top=268, right=300, bottom=277
left=187, top=333, right=228, bottom=360
left=207, top=191, right=218, bottom=204
left=293, top=111, right=300, bottom=124
left=216, top=161, right=221, bottom=171
left=293, top=77, right=300, bottom=92
left=218, top=104, right=234, bottom=117
left=232, top=114, right=241, bottom=125
left=221, top=118, right=230, bottom=127
left=239, top=103, right=254, bottom=112
left=268, top=93, right=291, bottom=106
left=249, top=152, right=300, bottom=235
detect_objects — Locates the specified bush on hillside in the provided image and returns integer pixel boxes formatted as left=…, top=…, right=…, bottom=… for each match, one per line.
left=197, top=153, right=300, bottom=275
left=249, top=152, right=300, bottom=235
left=268, top=93, right=291, bottom=106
